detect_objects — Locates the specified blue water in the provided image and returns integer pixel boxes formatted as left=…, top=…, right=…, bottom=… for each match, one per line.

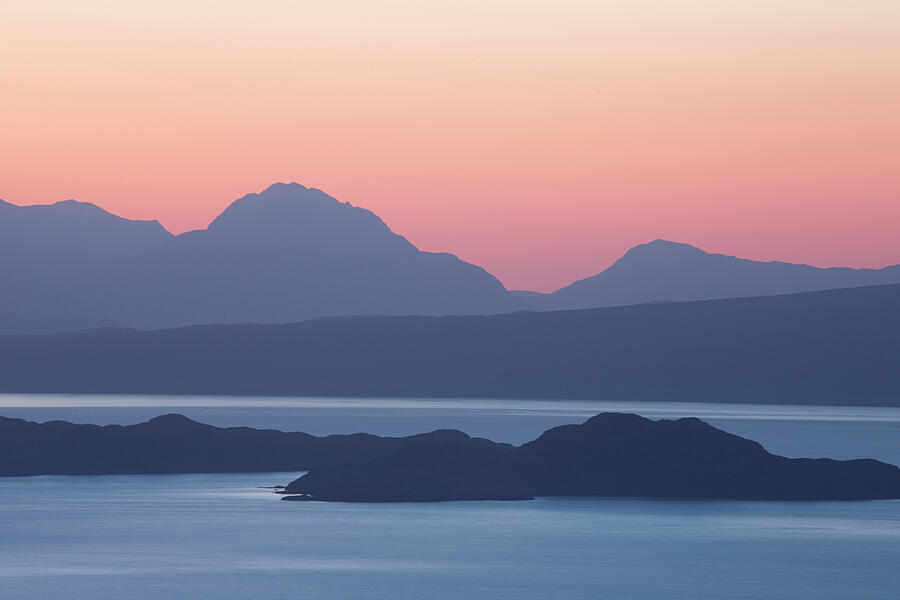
left=1, top=395, right=899, bottom=599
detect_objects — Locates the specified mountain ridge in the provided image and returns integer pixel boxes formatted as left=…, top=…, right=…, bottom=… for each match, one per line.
left=2, top=282, right=899, bottom=405
left=4, top=186, right=900, bottom=333
left=0, top=183, right=525, bottom=332
left=515, top=239, right=900, bottom=310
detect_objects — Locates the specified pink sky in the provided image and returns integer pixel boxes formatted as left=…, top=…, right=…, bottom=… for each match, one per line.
left=1, top=1, right=898, bottom=291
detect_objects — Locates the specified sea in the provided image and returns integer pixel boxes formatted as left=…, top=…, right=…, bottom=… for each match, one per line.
left=1, top=395, right=899, bottom=599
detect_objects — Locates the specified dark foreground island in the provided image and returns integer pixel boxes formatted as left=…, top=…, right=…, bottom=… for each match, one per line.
left=3, top=412, right=898, bottom=502
left=283, top=413, right=900, bottom=502
left=0, top=414, right=509, bottom=476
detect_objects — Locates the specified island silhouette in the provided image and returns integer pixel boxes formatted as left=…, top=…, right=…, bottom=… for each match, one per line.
left=284, top=413, right=900, bottom=502
left=0, top=413, right=509, bottom=476
left=2, top=412, right=898, bottom=502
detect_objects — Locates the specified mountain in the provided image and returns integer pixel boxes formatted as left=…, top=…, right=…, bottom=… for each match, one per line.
left=0, top=197, right=173, bottom=288
left=0, top=413, right=511, bottom=476
left=2, top=283, right=899, bottom=405
left=514, top=239, right=900, bottom=310
left=0, top=198, right=172, bottom=334
left=284, top=413, right=900, bottom=502
left=0, top=184, right=524, bottom=333
left=0, top=275, right=119, bottom=335
left=5, top=189, right=899, bottom=333
left=88, top=182, right=523, bottom=329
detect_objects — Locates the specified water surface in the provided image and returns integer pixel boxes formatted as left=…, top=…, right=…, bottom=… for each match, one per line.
left=2, top=395, right=899, bottom=599
left=2, top=473, right=898, bottom=599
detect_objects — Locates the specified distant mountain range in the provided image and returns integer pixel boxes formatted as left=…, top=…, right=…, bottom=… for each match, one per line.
left=0, top=183, right=523, bottom=333
left=2, top=184, right=899, bottom=334
left=514, top=239, right=900, bottom=310
left=0, top=197, right=172, bottom=285
left=3, top=284, right=899, bottom=405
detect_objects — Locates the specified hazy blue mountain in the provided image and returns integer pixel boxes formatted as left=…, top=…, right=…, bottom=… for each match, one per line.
left=6, top=188, right=899, bottom=334
left=90, top=182, right=524, bottom=329
left=514, top=239, right=900, bottom=310
left=0, top=198, right=171, bottom=334
left=0, top=275, right=119, bottom=335
left=0, top=184, right=523, bottom=333
left=0, top=197, right=173, bottom=287
left=3, top=283, right=899, bottom=406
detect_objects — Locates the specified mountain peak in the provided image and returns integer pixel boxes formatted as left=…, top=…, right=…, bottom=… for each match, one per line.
left=206, top=182, right=368, bottom=235
left=143, top=414, right=206, bottom=429
left=49, top=198, right=118, bottom=216
left=82, top=181, right=524, bottom=329
left=583, top=412, right=649, bottom=428
left=646, top=238, right=690, bottom=247
left=539, top=237, right=900, bottom=311
left=260, top=181, right=310, bottom=194
left=620, top=239, right=707, bottom=261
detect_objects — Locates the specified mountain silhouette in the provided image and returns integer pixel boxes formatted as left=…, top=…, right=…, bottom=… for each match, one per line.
left=0, top=198, right=171, bottom=333
left=0, top=184, right=524, bottom=333
left=3, top=283, right=899, bottom=405
left=89, top=182, right=523, bottom=329
left=284, top=413, right=900, bottom=502
left=0, top=275, right=119, bottom=335
left=515, top=239, right=900, bottom=310
left=5, top=189, right=900, bottom=334
left=0, top=197, right=172, bottom=287
left=0, top=413, right=511, bottom=476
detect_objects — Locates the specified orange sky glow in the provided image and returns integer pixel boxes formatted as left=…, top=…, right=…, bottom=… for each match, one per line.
left=1, top=1, right=898, bottom=291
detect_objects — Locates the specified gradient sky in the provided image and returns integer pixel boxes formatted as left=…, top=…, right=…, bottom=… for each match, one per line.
left=1, top=1, right=898, bottom=291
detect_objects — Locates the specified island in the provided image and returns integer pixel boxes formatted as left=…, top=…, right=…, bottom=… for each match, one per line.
left=283, top=413, right=900, bottom=502
left=0, top=413, right=509, bottom=476
left=3, top=412, right=898, bottom=502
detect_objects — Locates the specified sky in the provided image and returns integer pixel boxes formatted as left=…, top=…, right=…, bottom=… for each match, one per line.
left=1, top=1, right=898, bottom=292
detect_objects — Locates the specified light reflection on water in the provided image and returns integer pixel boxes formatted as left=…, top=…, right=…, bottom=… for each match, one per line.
left=1, top=472, right=899, bottom=600
left=3, top=393, right=900, bottom=420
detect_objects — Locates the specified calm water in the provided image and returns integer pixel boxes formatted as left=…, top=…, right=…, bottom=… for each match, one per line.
left=2, top=395, right=900, bottom=599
